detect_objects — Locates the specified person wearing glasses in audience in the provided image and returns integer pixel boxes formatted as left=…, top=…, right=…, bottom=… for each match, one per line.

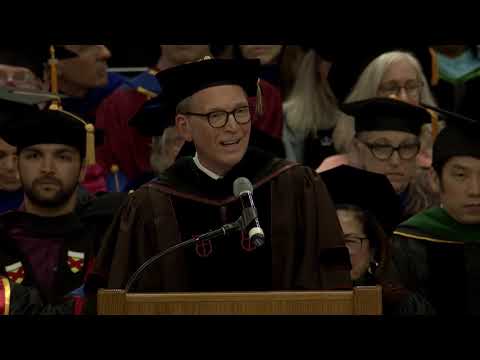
left=321, top=165, right=434, bottom=315
left=91, top=58, right=351, bottom=293
left=340, top=97, right=437, bottom=220
left=326, top=47, right=440, bottom=164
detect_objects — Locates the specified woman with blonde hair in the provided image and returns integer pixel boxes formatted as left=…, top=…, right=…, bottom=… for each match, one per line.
left=329, top=48, right=443, bottom=219
left=330, top=49, right=439, bottom=158
left=283, top=48, right=342, bottom=169
left=318, top=49, right=439, bottom=216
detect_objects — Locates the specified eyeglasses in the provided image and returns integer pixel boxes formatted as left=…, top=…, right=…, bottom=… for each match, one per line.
left=182, top=106, right=251, bottom=129
left=360, top=141, right=420, bottom=161
left=378, top=80, right=424, bottom=99
left=344, top=235, right=367, bottom=255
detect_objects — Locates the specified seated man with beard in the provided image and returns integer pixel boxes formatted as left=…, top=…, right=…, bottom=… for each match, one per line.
left=0, top=99, right=125, bottom=315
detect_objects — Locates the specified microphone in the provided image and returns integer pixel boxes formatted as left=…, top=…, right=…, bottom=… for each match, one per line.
left=124, top=220, right=241, bottom=292
left=233, top=177, right=265, bottom=248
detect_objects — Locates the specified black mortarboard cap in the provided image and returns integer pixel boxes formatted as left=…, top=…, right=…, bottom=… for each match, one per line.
left=327, top=46, right=437, bottom=104
left=129, top=57, right=262, bottom=136
left=321, top=165, right=402, bottom=235
left=340, top=97, right=431, bottom=135
left=428, top=104, right=480, bottom=170
left=1, top=105, right=96, bottom=160
left=129, top=97, right=176, bottom=137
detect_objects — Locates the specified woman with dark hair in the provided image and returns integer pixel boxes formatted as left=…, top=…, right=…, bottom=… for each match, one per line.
left=337, top=204, right=389, bottom=285
left=321, top=165, right=435, bottom=315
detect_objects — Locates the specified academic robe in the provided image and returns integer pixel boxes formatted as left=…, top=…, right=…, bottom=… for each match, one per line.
left=392, top=207, right=480, bottom=315
left=0, top=192, right=127, bottom=315
left=92, top=148, right=352, bottom=293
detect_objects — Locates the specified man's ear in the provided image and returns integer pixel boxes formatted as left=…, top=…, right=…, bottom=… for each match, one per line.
left=176, top=114, right=193, bottom=142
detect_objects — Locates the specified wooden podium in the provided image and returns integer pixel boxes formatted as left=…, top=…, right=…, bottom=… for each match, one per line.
left=97, top=286, right=382, bottom=315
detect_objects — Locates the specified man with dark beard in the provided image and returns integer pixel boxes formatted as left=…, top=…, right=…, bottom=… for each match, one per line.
left=0, top=99, right=125, bottom=315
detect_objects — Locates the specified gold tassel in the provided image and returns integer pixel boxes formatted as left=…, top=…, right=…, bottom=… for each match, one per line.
left=85, top=123, right=96, bottom=166
left=136, top=86, right=157, bottom=100
left=111, top=164, right=120, bottom=192
left=429, top=47, right=439, bottom=86
left=46, top=106, right=96, bottom=165
left=49, top=45, right=61, bottom=108
left=256, top=79, right=263, bottom=116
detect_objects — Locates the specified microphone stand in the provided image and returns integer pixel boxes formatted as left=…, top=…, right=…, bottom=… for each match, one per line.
left=125, top=219, right=242, bottom=292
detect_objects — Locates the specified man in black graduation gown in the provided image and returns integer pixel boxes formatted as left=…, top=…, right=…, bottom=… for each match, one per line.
left=392, top=108, right=480, bottom=315
left=93, top=58, right=352, bottom=293
left=0, top=99, right=125, bottom=315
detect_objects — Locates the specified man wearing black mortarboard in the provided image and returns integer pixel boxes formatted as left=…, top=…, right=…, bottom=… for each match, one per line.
left=0, top=94, right=127, bottom=315
left=92, top=58, right=352, bottom=294
left=392, top=107, right=480, bottom=315
left=96, top=45, right=286, bottom=194
left=95, top=45, right=211, bottom=193
left=341, top=97, right=440, bottom=220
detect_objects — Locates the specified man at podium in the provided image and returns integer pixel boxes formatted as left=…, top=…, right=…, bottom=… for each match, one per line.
left=92, top=57, right=351, bottom=293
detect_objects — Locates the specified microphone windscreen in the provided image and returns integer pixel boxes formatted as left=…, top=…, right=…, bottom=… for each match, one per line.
left=233, top=177, right=253, bottom=197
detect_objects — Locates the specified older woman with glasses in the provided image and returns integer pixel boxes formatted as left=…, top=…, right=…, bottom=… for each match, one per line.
left=321, top=165, right=435, bottom=315
left=341, top=97, right=439, bottom=220
left=327, top=49, right=439, bottom=162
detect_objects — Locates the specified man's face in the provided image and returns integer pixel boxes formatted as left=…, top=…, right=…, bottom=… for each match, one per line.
left=161, top=45, right=211, bottom=66
left=355, top=130, right=420, bottom=194
left=0, top=137, right=21, bottom=192
left=59, top=45, right=111, bottom=90
left=176, top=85, right=251, bottom=176
left=436, top=156, right=480, bottom=225
left=0, top=64, right=43, bottom=90
left=18, top=144, right=85, bottom=208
